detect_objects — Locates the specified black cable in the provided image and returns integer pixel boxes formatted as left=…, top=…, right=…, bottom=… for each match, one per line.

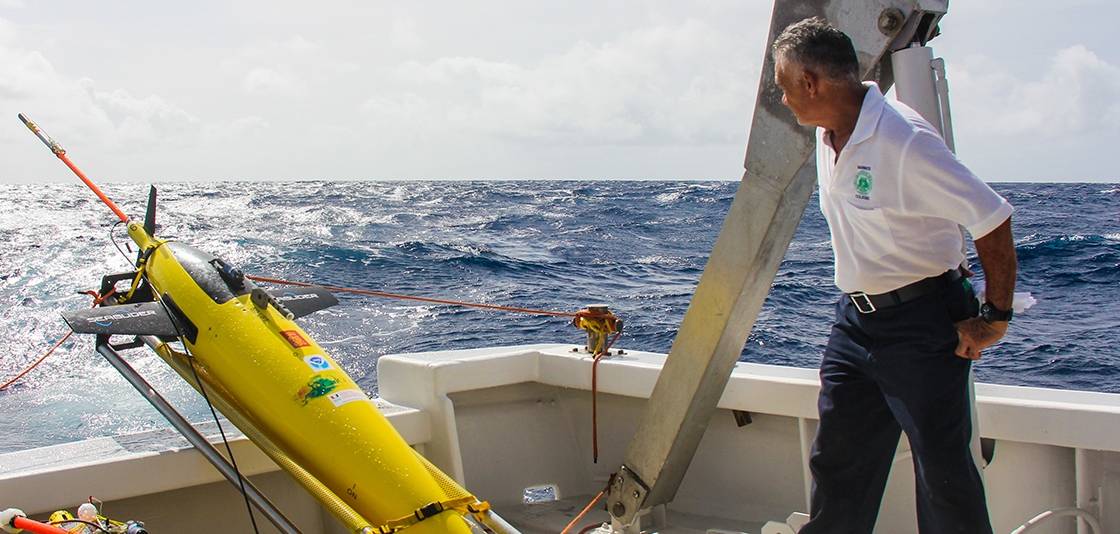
left=163, top=306, right=262, bottom=534
left=50, top=519, right=113, bottom=533
left=184, top=347, right=262, bottom=534
left=109, top=220, right=135, bottom=266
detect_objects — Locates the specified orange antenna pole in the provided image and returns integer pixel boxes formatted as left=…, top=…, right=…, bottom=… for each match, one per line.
left=18, top=113, right=130, bottom=223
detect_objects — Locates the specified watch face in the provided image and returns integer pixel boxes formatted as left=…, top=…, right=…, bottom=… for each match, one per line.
left=981, top=302, right=1012, bottom=322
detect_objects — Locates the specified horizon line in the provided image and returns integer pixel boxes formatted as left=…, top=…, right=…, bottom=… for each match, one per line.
left=2, top=177, right=1117, bottom=185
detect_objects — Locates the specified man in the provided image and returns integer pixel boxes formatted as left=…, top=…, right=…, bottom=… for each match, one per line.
left=771, top=18, right=1017, bottom=534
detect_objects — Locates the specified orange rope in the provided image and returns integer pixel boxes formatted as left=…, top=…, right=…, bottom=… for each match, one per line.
left=560, top=489, right=605, bottom=534
left=252, top=275, right=628, bottom=467
left=0, top=332, right=73, bottom=391
left=246, top=274, right=601, bottom=318
left=591, top=331, right=622, bottom=463
left=0, top=288, right=116, bottom=391
left=252, top=274, right=627, bottom=466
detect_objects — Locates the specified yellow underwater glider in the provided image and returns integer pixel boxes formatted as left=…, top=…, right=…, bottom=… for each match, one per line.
left=18, top=114, right=514, bottom=534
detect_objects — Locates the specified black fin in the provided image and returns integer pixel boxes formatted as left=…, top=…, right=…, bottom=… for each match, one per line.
left=144, top=185, right=157, bottom=236
left=268, top=286, right=339, bottom=318
left=136, top=185, right=157, bottom=265
left=62, top=302, right=179, bottom=337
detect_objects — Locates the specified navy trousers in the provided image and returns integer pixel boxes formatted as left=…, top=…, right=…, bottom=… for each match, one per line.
left=800, top=277, right=992, bottom=534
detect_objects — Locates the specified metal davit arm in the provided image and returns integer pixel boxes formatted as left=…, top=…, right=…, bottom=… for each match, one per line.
left=93, top=336, right=302, bottom=534
left=605, top=0, right=949, bottom=526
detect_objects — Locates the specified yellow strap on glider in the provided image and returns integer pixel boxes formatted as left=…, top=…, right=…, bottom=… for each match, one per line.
left=370, top=497, right=488, bottom=534
left=123, top=266, right=146, bottom=301
left=123, top=239, right=169, bottom=301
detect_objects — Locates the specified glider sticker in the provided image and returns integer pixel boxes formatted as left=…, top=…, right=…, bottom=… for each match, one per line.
left=328, top=389, right=367, bottom=408
left=296, top=375, right=338, bottom=405
left=281, top=330, right=310, bottom=348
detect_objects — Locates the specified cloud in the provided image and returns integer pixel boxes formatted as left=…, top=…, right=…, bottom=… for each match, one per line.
left=951, top=45, right=1120, bottom=138
left=0, top=16, right=281, bottom=182
left=389, top=14, right=423, bottom=50
left=83, top=82, right=200, bottom=143
left=361, top=19, right=757, bottom=147
left=227, top=36, right=358, bottom=97
left=941, top=44, right=1120, bottom=181
left=0, top=16, right=201, bottom=150
left=242, top=67, right=299, bottom=96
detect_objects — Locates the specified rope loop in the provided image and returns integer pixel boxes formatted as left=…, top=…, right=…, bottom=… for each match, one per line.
left=573, top=308, right=622, bottom=356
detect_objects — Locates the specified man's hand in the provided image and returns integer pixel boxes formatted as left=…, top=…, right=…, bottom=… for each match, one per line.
left=954, top=318, right=1008, bottom=360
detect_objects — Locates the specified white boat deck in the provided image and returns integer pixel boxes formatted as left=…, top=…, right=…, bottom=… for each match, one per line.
left=2, top=344, right=1118, bottom=533
left=501, top=494, right=767, bottom=534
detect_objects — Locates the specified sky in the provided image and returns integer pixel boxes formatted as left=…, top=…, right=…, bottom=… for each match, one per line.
left=0, top=1, right=1117, bottom=184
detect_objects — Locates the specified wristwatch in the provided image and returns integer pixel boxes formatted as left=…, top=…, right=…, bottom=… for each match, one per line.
left=980, top=301, right=1013, bottom=323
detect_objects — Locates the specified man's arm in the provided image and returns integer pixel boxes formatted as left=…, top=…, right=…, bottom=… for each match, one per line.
left=955, top=216, right=1017, bottom=360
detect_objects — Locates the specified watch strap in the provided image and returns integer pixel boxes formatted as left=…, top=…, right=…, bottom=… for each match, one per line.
left=981, top=302, right=1013, bottom=323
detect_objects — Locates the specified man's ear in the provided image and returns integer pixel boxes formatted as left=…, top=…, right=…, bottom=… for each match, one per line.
left=801, top=68, right=819, bottom=97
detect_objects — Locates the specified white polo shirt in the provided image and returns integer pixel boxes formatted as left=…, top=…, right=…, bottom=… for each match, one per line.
left=817, top=83, right=1013, bottom=295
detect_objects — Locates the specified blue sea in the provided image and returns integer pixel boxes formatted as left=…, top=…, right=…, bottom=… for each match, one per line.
left=0, top=180, right=1117, bottom=454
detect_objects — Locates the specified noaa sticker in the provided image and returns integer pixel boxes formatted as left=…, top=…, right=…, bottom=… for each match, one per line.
left=854, top=166, right=873, bottom=200
left=328, top=389, right=367, bottom=408
left=304, top=355, right=331, bottom=371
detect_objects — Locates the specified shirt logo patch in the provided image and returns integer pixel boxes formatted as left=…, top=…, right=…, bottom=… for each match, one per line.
left=854, top=167, right=873, bottom=200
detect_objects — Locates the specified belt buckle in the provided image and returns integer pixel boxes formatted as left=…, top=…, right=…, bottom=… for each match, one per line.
left=850, top=292, right=876, bottom=314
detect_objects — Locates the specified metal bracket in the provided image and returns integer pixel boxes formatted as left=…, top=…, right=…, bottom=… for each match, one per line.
left=98, top=271, right=153, bottom=304
left=108, top=335, right=145, bottom=351
left=608, top=466, right=650, bottom=525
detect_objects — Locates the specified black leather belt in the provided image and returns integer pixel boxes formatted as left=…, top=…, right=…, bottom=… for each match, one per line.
left=848, top=269, right=963, bottom=314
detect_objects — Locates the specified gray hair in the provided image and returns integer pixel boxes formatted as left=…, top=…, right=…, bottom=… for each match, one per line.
left=772, top=17, right=860, bottom=82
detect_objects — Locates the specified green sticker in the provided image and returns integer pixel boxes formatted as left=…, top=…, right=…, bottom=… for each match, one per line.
left=296, top=375, right=339, bottom=405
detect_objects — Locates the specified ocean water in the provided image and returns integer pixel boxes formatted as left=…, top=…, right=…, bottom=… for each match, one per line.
left=0, top=180, right=1116, bottom=454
